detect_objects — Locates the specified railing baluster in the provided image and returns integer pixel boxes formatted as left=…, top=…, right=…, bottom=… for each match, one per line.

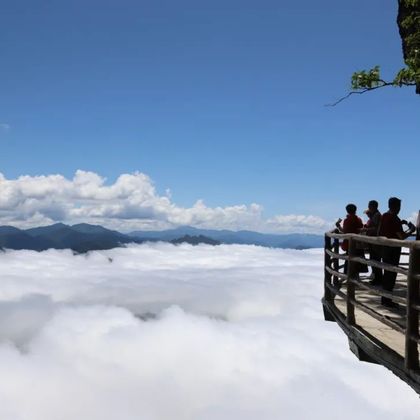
left=324, top=235, right=333, bottom=303
left=405, top=246, right=420, bottom=371
left=333, top=238, right=339, bottom=286
left=346, top=238, right=356, bottom=326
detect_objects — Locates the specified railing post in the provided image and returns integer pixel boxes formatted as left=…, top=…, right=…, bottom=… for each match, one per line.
left=405, top=245, right=420, bottom=371
left=346, top=237, right=356, bottom=326
left=324, top=234, right=333, bottom=303
left=333, top=238, right=340, bottom=286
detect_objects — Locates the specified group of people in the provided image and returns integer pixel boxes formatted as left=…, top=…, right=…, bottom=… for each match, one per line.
left=335, top=197, right=416, bottom=308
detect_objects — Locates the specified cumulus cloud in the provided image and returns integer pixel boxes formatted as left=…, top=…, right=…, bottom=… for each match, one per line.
left=0, top=170, right=330, bottom=233
left=0, top=244, right=418, bottom=419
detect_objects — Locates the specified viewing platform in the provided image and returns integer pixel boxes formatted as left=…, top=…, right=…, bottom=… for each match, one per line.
left=322, top=231, right=420, bottom=394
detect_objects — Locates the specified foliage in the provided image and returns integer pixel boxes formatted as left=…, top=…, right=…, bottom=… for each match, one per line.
left=350, top=0, right=420, bottom=96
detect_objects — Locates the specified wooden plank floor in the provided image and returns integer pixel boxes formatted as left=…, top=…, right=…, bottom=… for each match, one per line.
left=333, top=275, right=414, bottom=357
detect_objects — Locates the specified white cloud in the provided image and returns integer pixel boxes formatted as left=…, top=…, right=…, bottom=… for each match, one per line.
left=409, top=211, right=420, bottom=225
left=0, top=170, right=330, bottom=233
left=0, top=244, right=418, bottom=419
left=266, top=214, right=331, bottom=233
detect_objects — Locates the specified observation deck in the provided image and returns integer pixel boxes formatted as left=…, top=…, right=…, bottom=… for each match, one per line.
left=322, top=231, right=420, bottom=394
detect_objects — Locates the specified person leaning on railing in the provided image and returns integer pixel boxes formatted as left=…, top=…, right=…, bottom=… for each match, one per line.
left=378, top=197, right=416, bottom=308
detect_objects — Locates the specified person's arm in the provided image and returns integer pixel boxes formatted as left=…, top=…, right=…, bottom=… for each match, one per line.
left=372, top=213, right=381, bottom=232
left=396, top=223, right=416, bottom=240
left=396, top=231, right=412, bottom=240
left=357, top=217, right=364, bottom=233
left=342, top=218, right=349, bottom=233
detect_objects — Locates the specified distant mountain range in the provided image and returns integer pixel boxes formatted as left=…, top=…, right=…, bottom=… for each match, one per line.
left=129, top=226, right=323, bottom=249
left=0, top=223, right=323, bottom=252
left=0, top=223, right=140, bottom=253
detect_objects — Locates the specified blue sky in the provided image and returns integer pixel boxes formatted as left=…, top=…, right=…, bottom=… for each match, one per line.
left=0, top=0, right=419, bottom=228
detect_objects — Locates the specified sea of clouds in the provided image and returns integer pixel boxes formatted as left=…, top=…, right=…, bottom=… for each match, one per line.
left=0, top=243, right=419, bottom=420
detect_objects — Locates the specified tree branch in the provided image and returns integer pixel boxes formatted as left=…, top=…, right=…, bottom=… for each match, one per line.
left=325, top=81, right=416, bottom=107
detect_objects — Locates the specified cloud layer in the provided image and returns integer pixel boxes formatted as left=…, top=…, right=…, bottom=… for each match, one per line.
left=0, top=170, right=330, bottom=233
left=0, top=244, right=418, bottom=420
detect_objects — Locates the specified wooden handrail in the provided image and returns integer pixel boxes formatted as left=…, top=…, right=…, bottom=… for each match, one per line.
left=325, top=266, right=348, bottom=280
left=349, top=277, right=406, bottom=305
left=325, top=249, right=349, bottom=261
left=323, top=230, right=420, bottom=385
left=350, top=257, right=409, bottom=276
left=324, top=235, right=417, bottom=279
left=325, top=281, right=347, bottom=300
left=326, top=231, right=420, bottom=249
left=325, top=249, right=412, bottom=276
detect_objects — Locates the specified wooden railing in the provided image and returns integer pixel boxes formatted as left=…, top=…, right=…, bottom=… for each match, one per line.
left=323, top=231, right=420, bottom=393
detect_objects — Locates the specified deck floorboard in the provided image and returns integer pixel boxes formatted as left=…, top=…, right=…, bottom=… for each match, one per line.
left=333, top=275, right=420, bottom=357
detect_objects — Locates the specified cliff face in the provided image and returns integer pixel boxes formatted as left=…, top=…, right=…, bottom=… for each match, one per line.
left=397, top=0, right=420, bottom=93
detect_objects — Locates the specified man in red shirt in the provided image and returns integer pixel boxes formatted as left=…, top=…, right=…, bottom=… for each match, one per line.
left=336, top=203, right=363, bottom=251
left=379, top=197, right=415, bottom=308
left=336, top=204, right=364, bottom=275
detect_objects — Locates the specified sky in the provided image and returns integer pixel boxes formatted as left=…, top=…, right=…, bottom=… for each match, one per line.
left=0, top=244, right=419, bottom=419
left=1, top=0, right=419, bottom=231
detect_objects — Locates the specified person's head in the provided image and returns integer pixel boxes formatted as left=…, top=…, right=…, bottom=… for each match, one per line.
left=368, top=200, right=378, bottom=212
left=346, top=203, right=357, bottom=215
left=388, top=197, right=401, bottom=214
